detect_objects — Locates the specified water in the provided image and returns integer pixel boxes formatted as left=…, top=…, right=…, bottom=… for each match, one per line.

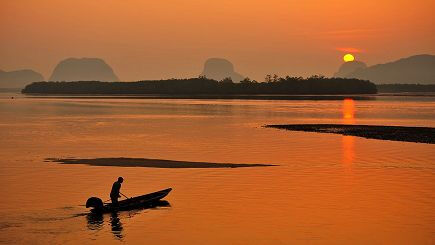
left=0, top=92, right=434, bottom=244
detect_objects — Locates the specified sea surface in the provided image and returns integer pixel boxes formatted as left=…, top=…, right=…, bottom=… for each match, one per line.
left=0, top=92, right=434, bottom=244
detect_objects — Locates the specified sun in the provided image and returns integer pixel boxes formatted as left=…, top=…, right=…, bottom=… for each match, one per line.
left=343, top=54, right=355, bottom=62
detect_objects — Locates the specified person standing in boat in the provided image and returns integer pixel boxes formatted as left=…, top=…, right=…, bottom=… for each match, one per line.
left=110, top=177, right=124, bottom=206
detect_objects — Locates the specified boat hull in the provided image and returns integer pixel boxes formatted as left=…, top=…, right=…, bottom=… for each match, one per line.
left=88, top=188, right=172, bottom=213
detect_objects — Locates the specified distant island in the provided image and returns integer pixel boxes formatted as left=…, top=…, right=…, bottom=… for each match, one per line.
left=22, top=76, right=377, bottom=95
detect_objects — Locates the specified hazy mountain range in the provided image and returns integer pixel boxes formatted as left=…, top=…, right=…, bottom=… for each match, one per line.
left=49, top=58, right=118, bottom=82
left=200, top=58, right=244, bottom=82
left=1, top=54, right=434, bottom=88
left=334, top=61, right=367, bottom=78
left=0, top=69, right=44, bottom=88
left=0, top=58, right=118, bottom=89
left=335, top=54, right=435, bottom=84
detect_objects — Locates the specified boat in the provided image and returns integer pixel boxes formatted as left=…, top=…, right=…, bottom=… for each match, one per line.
left=86, top=188, right=172, bottom=213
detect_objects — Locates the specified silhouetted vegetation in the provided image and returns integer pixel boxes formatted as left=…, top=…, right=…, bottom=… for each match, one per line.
left=22, top=75, right=377, bottom=95
left=376, top=84, right=435, bottom=93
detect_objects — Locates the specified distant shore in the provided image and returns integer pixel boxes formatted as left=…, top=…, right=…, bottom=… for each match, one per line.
left=24, top=94, right=379, bottom=100
left=19, top=92, right=435, bottom=100
left=4, top=84, right=435, bottom=96
left=265, top=124, right=435, bottom=144
left=377, top=84, right=435, bottom=93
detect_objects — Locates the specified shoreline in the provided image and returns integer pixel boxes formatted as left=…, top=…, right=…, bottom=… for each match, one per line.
left=8, top=92, right=435, bottom=100
left=22, top=94, right=379, bottom=100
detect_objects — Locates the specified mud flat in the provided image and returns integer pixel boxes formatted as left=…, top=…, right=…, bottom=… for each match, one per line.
left=46, top=157, right=276, bottom=168
left=265, top=124, right=435, bottom=144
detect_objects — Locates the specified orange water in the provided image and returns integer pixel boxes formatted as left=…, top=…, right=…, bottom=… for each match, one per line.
left=0, top=94, right=434, bottom=244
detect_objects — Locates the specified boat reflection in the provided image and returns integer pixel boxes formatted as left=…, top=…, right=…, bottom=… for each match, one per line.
left=86, top=200, right=170, bottom=240
left=86, top=212, right=103, bottom=231
left=110, top=212, right=123, bottom=240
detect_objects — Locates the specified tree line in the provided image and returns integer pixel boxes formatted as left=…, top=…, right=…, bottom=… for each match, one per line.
left=22, top=75, right=377, bottom=94
left=376, top=84, right=435, bottom=93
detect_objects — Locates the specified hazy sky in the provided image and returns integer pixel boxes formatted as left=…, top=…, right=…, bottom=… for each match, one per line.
left=1, top=0, right=434, bottom=81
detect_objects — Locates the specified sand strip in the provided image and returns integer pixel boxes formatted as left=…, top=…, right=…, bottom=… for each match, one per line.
left=46, top=157, right=276, bottom=168
left=265, top=124, right=435, bottom=144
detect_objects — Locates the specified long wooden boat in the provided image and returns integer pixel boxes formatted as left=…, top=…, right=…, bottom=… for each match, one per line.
left=86, top=188, right=172, bottom=213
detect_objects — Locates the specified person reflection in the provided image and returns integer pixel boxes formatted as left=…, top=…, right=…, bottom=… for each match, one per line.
left=85, top=211, right=124, bottom=240
left=110, top=212, right=124, bottom=240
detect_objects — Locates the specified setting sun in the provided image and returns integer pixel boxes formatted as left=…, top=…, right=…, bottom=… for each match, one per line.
left=343, top=54, right=355, bottom=62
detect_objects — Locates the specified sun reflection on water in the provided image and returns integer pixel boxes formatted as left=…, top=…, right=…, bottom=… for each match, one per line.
left=342, top=136, right=355, bottom=167
left=342, top=98, right=355, bottom=124
left=342, top=99, right=355, bottom=168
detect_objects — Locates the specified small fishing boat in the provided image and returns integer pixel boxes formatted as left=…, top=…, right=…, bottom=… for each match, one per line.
left=86, top=188, right=172, bottom=213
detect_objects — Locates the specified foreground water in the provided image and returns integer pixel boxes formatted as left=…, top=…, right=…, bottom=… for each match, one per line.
left=0, top=93, right=434, bottom=244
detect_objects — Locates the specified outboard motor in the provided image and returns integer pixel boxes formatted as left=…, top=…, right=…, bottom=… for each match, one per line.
left=86, top=197, right=104, bottom=212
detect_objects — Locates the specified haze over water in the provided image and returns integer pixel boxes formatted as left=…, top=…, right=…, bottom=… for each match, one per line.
left=0, top=92, right=434, bottom=244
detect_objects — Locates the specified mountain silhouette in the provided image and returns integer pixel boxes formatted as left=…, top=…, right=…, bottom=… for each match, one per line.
left=334, top=61, right=367, bottom=77
left=344, top=54, right=435, bottom=84
left=0, top=69, right=44, bottom=88
left=200, top=58, right=244, bottom=82
left=49, top=58, right=118, bottom=82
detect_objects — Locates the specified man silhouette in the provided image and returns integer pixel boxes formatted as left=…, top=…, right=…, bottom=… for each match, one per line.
left=110, top=177, right=124, bottom=206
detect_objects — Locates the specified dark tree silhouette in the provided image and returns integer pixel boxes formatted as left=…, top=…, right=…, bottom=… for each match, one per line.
left=220, top=77, right=233, bottom=83
left=22, top=75, right=378, bottom=95
left=376, top=84, right=435, bottom=93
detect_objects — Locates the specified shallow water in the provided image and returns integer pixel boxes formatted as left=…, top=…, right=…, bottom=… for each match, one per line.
left=0, top=93, right=434, bottom=244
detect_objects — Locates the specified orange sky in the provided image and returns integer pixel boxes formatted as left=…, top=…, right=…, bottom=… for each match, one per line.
left=1, top=0, right=434, bottom=81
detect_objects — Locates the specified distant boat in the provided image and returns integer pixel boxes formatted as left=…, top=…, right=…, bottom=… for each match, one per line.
left=86, top=188, right=172, bottom=213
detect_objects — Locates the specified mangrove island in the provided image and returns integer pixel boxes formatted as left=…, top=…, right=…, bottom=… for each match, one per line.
left=22, top=75, right=377, bottom=95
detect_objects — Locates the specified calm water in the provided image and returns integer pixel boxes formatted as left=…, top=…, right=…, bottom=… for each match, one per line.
left=0, top=92, right=434, bottom=244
